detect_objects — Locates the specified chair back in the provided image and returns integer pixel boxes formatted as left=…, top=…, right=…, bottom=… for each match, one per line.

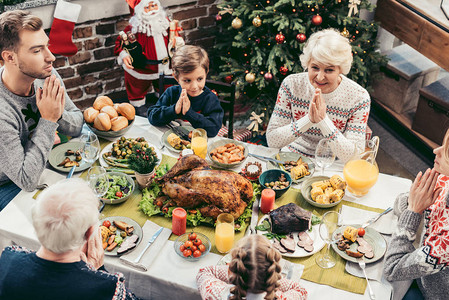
left=158, top=74, right=236, bottom=139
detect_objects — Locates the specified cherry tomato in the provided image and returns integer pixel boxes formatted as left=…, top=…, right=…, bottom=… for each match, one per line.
left=115, top=191, right=123, bottom=198
left=179, top=245, right=186, bottom=252
left=193, top=250, right=202, bottom=258
left=183, top=249, right=192, bottom=257
left=193, top=238, right=202, bottom=246
left=198, top=244, right=206, bottom=252
left=190, top=245, right=197, bottom=252
left=358, top=228, right=366, bottom=237
left=102, top=220, right=111, bottom=228
left=189, top=232, right=197, bottom=240
left=184, top=240, right=193, bottom=248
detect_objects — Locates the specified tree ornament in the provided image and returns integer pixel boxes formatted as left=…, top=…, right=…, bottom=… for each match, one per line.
left=296, top=33, right=307, bottom=43
left=264, top=72, right=273, bottom=81
left=341, top=27, right=350, bottom=38
left=245, top=73, right=256, bottom=83
left=225, top=75, right=233, bottom=83
left=252, top=16, right=262, bottom=27
left=347, top=0, right=361, bottom=17
left=215, top=14, right=222, bottom=21
left=231, top=17, right=243, bottom=29
left=275, top=32, right=285, bottom=44
left=311, top=15, right=322, bottom=26
left=255, top=38, right=261, bottom=44
left=279, top=66, right=288, bottom=75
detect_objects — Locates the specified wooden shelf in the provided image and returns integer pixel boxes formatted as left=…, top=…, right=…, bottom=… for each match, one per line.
left=370, top=99, right=437, bottom=164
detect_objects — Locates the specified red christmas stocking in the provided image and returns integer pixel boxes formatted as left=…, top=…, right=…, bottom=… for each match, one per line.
left=48, top=0, right=81, bottom=57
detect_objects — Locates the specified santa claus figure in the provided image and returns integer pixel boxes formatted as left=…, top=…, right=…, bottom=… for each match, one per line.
left=115, top=0, right=173, bottom=114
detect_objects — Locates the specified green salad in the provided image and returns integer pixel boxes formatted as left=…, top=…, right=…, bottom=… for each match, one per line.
left=100, top=174, right=133, bottom=200
left=139, top=164, right=261, bottom=231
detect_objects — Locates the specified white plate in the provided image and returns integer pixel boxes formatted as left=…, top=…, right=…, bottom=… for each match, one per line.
left=266, top=152, right=315, bottom=183
left=100, top=216, right=143, bottom=256
left=99, top=135, right=162, bottom=172
left=161, top=125, right=193, bottom=153
left=257, top=214, right=325, bottom=257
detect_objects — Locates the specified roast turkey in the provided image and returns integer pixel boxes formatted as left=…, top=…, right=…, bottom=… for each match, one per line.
left=156, top=155, right=253, bottom=220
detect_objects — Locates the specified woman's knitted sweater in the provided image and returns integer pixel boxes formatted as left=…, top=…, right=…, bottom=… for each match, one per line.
left=384, top=175, right=449, bottom=299
left=266, top=73, right=370, bottom=162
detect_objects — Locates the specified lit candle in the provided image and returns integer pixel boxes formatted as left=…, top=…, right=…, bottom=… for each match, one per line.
left=260, top=189, right=276, bottom=214
left=172, top=207, right=186, bottom=236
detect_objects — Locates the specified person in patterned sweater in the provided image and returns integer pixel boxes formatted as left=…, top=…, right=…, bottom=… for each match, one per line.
left=0, top=179, right=138, bottom=300
left=266, top=29, right=370, bottom=162
left=384, top=129, right=449, bottom=300
left=196, top=235, right=307, bottom=300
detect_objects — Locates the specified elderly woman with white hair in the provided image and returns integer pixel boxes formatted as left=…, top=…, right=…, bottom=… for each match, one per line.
left=266, top=28, right=370, bottom=162
left=0, top=179, right=138, bottom=300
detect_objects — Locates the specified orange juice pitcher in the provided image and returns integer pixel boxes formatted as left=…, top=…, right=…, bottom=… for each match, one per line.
left=343, top=137, right=380, bottom=197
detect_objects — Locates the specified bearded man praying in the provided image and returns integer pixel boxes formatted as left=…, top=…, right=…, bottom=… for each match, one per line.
left=114, top=0, right=174, bottom=116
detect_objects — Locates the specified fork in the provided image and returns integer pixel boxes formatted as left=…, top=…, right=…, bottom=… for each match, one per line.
left=358, top=258, right=375, bottom=299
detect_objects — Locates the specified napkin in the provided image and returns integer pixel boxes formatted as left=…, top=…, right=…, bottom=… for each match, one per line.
left=120, top=220, right=172, bottom=271
left=280, top=259, right=305, bottom=282
left=345, top=258, right=385, bottom=281
left=339, top=205, right=397, bottom=235
left=33, top=169, right=67, bottom=199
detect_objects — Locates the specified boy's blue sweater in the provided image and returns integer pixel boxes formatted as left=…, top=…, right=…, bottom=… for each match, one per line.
left=147, top=85, right=224, bottom=137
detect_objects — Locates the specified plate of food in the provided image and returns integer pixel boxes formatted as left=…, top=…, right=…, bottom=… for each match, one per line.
left=217, top=253, right=232, bottom=266
left=161, top=125, right=193, bottom=152
left=99, top=216, right=143, bottom=256
left=301, top=175, right=346, bottom=208
left=331, top=224, right=387, bottom=264
left=99, top=136, right=162, bottom=174
left=266, top=152, right=315, bottom=183
left=255, top=203, right=325, bottom=258
left=49, top=141, right=92, bottom=172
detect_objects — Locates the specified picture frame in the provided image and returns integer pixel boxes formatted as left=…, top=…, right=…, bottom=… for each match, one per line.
left=442, top=0, right=449, bottom=20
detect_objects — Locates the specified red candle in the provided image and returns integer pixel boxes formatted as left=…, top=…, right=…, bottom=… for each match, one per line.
left=260, top=189, right=276, bottom=214
left=172, top=207, right=187, bottom=236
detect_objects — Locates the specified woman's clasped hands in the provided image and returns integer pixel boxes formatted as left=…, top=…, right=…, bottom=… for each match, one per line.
left=309, top=88, right=326, bottom=123
left=175, top=88, right=191, bottom=115
left=408, top=168, right=442, bottom=214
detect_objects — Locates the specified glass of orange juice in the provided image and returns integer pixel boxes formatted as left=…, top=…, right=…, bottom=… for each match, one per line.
left=191, top=128, right=207, bottom=159
left=215, top=213, right=234, bottom=253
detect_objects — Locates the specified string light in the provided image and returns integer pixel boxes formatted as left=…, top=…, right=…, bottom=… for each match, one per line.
left=292, top=8, right=296, bottom=12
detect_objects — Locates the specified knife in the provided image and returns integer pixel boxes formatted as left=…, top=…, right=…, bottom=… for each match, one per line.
left=248, top=153, right=286, bottom=164
left=67, top=165, right=76, bottom=178
left=361, top=207, right=393, bottom=229
left=134, top=227, right=164, bottom=263
left=172, top=126, right=190, bottom=141
left=245, top=198, right=260, bottom=236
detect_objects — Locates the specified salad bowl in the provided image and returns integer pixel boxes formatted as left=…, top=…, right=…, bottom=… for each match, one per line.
left=100, top=172, right=135, bottom=204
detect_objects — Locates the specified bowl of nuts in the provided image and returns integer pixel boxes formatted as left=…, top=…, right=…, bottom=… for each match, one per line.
left=259, top=169, right=292, bottom=199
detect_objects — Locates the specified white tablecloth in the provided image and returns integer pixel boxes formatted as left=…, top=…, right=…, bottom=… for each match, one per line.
left=0, top=116, right=413, bottom=300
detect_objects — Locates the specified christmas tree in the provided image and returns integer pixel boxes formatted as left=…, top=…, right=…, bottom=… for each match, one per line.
left=209, top=0, right=387, bottom=119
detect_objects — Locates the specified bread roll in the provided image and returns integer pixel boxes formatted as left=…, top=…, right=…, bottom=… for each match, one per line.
left=93, top=96, right=113, bottom=110
left=83, top=107, right=99, bottom=123
left=100, top=105, right=118, bottom=119
left=111, top=116, right=128, bottom=131
left=113, top=103, right=120, bottom=111
left=94, top=113, right=112, bottom=131
left=117, top=103, right=136, bottom=120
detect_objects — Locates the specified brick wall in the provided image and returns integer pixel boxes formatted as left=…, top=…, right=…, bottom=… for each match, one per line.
left=55, top=0, right=219, bottom=110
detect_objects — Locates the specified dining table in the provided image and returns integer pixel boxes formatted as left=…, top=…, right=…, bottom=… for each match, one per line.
left=0, top=116, right=413, bottom=300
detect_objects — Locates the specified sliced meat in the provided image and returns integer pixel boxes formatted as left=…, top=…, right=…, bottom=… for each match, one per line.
left=345, top=249, right=364, bottom=258
left=280, top=234, right=296, bottom=252
left=272, top=238, right=288, bottom=253
left=297, top=231, right=314, bottom=252
left=269, top=203, right=311, bottom=234
left=117, top=235, right=139, bottom=255
left=356, top=237, right=374, bottom=259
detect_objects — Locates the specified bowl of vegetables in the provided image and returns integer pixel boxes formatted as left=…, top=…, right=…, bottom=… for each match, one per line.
left=99, top=172, right=135, bottom=204
left=174, top=232, right=211, bottom=261
left=259, top=169, right=292, bottom=199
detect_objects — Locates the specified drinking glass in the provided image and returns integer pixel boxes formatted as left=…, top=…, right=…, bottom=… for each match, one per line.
left=80, top=132, right=101, bottom=163
left=191, top=128, right=207, bottom=159
left=86, top=166, right=109, bottom=199
left=316, top=211, right=341, bottom=269
left=215, top=213, right=234, bottom=254
left=315, top=139, right=335, bottom=175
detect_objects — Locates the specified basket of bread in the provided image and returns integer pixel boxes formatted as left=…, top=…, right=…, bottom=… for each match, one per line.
left=84, top=96, right=135, bottom=138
